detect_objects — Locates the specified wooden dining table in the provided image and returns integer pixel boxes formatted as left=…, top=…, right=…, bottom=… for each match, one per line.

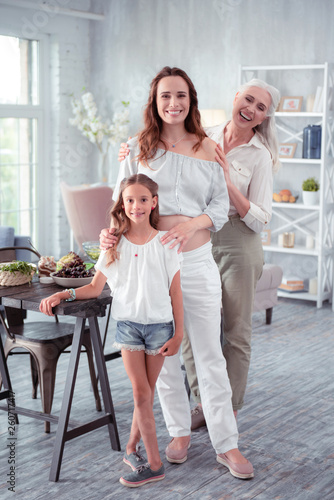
left=0, top=279, right=121, bottom=482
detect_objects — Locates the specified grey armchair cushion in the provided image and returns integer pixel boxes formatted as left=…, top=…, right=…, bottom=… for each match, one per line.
left=0, top=226, right=15, bottom=247
left=0, top=226, right=32, bottom=262
left=14, top=235, right=32, bottom=261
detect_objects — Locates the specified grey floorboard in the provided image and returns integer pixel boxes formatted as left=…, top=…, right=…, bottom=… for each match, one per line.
left=0, top=298, right=333, bottom=499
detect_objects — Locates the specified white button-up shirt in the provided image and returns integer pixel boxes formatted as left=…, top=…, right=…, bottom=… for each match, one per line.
left=206, top=122, right=273, bottom=234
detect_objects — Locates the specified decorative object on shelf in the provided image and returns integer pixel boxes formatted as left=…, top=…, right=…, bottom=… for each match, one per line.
left=278, top=143, right=297, bottom=158
left=279, top=96, right=303, bottom=112
left=278, top=233, right=284, bottom=247
left=282, top=232, right=295, bottom=248
left=260, top=229, right=271, bottom=246
left=69, top=91, right=130, bottom=183
left=312, top=86, right=324, bottom=112
left=273, top=189, right=297, bottom=203
left=302, top=177, right=320, bottom=205
left=306, top=94, right=315, bottom=112
left=279, top=276, right=304, bottom=292
left=308, top=277, right=318, bottom=295
left=306, top=234, right=314, bottom=249
left=302, top=124, right=321, bottom=159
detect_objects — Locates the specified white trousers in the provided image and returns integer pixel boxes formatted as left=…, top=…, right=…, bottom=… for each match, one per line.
left=156, top=242, right=239, bottom=454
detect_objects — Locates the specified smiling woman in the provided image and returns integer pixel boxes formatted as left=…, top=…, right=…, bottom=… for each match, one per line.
left=182, top=78, right=281, bottom=426
left=100, top=66, right=255, bottom=481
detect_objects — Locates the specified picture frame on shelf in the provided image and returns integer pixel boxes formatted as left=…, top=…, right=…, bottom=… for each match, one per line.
left=261, top=229, right=271, bottom=246
left=279, top=96, right=303, bottom=112
left=278, top=143, right=297, bottom=158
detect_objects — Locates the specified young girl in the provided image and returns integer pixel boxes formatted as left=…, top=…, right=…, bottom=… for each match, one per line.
left=40, top=174, right=183, bottom=488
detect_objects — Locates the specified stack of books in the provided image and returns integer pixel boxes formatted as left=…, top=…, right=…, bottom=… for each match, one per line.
left=279, top=277, right=304, bottom=292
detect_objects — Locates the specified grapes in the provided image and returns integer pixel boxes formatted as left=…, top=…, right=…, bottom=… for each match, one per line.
left=53, top=251, right=94, bottom=279
left=53, top=264, right=94, bottom=278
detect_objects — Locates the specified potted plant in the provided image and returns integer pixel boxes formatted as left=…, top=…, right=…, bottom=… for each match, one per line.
left=302, top=177, right=320, bottom=206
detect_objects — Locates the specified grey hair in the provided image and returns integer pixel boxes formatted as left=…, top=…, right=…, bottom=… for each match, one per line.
left=238, top=79, right=281, bottom=172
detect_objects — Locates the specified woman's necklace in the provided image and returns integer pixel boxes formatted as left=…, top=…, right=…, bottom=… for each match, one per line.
left=160, top=132, right=187, bottom=148
left=126, top=228, right=155, bottom=257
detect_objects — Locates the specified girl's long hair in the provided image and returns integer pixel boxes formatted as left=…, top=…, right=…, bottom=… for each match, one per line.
left=106, top=174, right=160, bottom=265
left=137, top=66, right=207, bottom=166
left=238, top=79, right=281, bottom=172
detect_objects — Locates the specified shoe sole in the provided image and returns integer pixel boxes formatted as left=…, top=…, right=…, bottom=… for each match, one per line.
left=119, top=474, right=165, bottom=488
left=165, top=442, right=191, bottom=464
left=216, top=456, right=254, bottom=479
left=123, top=457, right=136, bottom=471
left=166, top=454, right=188, bottom=464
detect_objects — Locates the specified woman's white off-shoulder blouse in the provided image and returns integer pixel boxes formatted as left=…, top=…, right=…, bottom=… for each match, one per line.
left=112, top=137, right=229, bottom=232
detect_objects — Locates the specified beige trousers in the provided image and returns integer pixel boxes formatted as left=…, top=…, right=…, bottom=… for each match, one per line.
left=183, top=216, right=264, bottom=411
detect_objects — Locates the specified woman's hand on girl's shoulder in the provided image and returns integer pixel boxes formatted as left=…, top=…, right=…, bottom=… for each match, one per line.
left=99, top=227, right=117, bottom=250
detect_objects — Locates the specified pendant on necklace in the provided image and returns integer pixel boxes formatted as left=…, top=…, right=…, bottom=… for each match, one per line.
left=130, top=229, right=154, bottom=257
left=161, top=132, right=187, bottom=149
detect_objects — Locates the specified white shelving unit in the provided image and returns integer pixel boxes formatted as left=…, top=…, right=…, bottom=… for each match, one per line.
left=240, top=63, right=334, bottom=310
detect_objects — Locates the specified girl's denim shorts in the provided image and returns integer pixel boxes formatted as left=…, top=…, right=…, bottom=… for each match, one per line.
left=113, top=320, right=174, bottom=355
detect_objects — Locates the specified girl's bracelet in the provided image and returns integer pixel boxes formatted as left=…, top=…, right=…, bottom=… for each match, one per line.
left=64, top=288, right=76, bottom=302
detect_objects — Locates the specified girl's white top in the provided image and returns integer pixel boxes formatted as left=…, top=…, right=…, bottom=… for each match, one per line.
left=95, top=231, right=182, bottom=324
left=113, top=137, right=229, bottom=232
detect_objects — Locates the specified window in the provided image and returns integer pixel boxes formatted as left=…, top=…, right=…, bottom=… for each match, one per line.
left=0, top=35, right=42, bottom=247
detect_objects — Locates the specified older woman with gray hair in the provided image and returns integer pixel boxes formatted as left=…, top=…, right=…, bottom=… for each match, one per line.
left=186, top=79, right=281, bottom=429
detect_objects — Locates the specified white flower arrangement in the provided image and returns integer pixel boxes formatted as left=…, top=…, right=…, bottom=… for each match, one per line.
left=69, top=91, right=130, bottom=155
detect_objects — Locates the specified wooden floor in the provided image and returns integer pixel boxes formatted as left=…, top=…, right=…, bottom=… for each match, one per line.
left=0, top=297, right=333, bottom=500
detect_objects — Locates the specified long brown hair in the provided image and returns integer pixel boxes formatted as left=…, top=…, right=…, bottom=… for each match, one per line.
left=106, top=174, right=160, bottom=265
left=137, top=66, right=207, bottom=166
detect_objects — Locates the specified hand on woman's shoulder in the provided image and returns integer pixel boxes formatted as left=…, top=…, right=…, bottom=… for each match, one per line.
left=127, top=136, right=138, bottom=148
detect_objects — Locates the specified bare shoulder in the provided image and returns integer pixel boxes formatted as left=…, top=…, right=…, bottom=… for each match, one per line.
left=200, top=137, right=217, bottom=161
left=182, top=134, right=217, bottom=161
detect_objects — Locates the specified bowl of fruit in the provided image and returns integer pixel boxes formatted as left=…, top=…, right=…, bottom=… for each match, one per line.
left=51, top=252, right=95, bottom=288
left=272, top=189, right=299, bottom=203
left=82, top=241, right=101, bottom=263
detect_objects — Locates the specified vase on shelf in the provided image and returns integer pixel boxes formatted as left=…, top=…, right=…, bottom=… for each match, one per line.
left=98, top=152, right=109, bottom=184
left=302, top=190, right=319, bottom=206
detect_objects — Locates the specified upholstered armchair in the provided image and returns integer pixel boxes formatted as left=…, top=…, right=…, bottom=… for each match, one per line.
left=60, top=182, right=114, bottom=253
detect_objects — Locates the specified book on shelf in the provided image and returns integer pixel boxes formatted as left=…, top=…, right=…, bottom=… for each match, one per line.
left=281, top=277, right=304, bottom=285
left=279, top=283, right=304, bottom=291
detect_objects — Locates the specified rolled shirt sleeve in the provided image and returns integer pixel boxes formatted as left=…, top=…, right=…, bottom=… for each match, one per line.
left=203, top=166, right=229, bottom=232
left=240, top=156, right=273, bottom=233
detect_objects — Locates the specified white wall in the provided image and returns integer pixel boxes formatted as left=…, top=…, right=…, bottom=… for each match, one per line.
left=1, top=0, right=333, bottom=256
left=90, top=0, right=334, bottom=137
